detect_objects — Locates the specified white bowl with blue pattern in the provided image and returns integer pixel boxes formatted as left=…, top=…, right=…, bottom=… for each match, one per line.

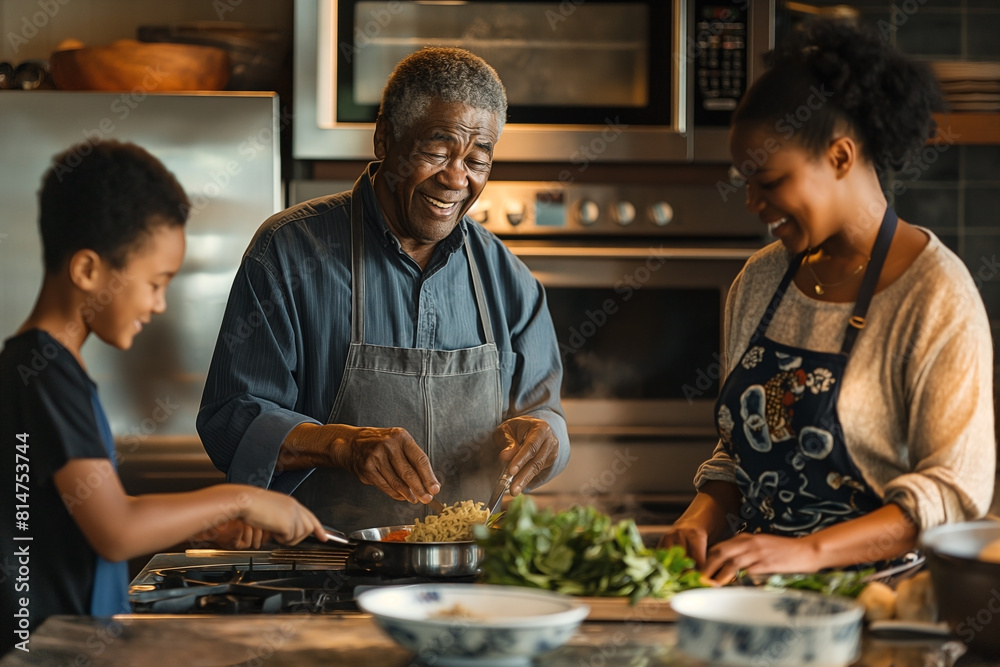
left=356, top=583, right=589, bottom=665
left=671, top=587, right=864, bottom=667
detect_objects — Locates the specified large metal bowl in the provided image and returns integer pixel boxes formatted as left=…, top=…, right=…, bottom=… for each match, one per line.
left=921, top=519, right=1000, bottom=657
left=347, top=525, right=483, bottom=578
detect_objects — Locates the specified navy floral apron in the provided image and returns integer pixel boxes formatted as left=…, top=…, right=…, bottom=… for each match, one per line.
left=716, top=207, right=897, bottom=537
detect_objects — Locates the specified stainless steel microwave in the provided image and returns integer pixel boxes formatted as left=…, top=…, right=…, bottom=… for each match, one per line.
left=293, top=0, right=775, bottom=162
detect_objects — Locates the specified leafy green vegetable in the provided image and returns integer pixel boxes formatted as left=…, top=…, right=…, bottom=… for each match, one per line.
left=474, top=495, right=708, bottom=602
left=761, top=568, right=875, bottom=598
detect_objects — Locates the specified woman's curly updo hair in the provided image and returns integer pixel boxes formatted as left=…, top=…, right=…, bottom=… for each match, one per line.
left=379, top=47, right=508, bottom=140
left=733, top=19, right=944, bottom=174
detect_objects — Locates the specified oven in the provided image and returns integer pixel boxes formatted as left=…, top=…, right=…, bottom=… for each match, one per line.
left=293, top=0, right=775, bottom=162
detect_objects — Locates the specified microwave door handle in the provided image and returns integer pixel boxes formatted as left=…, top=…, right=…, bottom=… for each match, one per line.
left=673, top=0, right=689, bottom=138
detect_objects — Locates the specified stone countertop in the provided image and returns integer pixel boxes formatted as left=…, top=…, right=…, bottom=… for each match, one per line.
left=0, top=614, right=994, bottom=667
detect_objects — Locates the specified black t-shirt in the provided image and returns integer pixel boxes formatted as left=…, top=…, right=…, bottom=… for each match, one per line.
left=1, top=330, right=128, bottom=656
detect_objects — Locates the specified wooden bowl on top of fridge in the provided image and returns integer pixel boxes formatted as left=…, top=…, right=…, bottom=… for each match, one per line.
left=50, top=39, right=229, bottom=91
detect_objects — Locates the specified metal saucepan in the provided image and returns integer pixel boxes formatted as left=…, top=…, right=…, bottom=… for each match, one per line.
left=345, top=524, right=483, bottom=578
left=921, top=519, right=1000, bottom=657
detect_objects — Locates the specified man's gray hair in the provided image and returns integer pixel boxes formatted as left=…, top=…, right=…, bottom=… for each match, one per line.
left=379, top=47, right=507, bottom=140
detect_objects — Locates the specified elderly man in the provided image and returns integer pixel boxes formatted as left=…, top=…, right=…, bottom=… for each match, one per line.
left=198, top=48, right=569, bottom=530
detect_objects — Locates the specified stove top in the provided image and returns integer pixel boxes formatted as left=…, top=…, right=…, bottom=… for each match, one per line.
left=129, top=550, right=474, bottom=615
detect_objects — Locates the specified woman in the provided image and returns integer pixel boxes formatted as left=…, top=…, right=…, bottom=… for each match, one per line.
left=660, top=19, right=995, bottom=582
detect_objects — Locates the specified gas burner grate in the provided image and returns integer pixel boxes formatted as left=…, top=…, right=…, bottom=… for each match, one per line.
left=129, top=564, right=474, bottom=615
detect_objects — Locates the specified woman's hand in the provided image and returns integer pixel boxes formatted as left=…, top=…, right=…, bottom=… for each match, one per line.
left=658, top=481, right=743, bottom=571
left=659, top=520, right=712, bottom=570
left=702, top=533, right=819, bottom=583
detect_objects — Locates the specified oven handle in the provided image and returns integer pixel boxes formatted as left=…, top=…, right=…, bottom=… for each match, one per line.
left=509, top=246, right=756, bottom=260
left=568, top=425, right=719, bottom=439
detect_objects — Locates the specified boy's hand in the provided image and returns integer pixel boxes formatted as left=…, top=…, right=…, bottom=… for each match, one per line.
left=191, top=520, right=271, bottom=550
left=240, top=488, right=326, bottom=546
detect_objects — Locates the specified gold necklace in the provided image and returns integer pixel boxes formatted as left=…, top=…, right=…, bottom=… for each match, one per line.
left=804, top=252, right=870, bottom=295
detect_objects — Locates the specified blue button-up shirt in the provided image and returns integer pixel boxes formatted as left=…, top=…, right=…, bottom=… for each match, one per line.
left=197, top=164, right=569, bottom=494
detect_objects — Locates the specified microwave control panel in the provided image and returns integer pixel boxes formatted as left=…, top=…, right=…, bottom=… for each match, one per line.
left=693, top=1, right=748, bottom=127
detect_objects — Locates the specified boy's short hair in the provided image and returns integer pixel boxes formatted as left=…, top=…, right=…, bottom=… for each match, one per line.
left=38, top=140, right=190, bottom=273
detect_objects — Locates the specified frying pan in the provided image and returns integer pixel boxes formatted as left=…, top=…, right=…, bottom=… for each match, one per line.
left=285, top=524, right=483, bottom=578
left=348, top=524, right=482, bottom=577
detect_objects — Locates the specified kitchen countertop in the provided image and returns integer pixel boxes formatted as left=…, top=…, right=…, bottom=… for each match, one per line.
left=0, top=614, right=994, bottom=666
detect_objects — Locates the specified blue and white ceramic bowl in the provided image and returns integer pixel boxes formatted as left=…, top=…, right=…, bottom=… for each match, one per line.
left=356, top=584, right=590, bottom=666
left=671, top=587, right=864, bottom=667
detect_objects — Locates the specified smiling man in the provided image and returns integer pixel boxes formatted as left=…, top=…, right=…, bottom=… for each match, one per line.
left=198, top=48, right=570, bottom=531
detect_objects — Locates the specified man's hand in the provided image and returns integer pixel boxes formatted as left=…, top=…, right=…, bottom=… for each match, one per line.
left=493, top=416, right=559, bottom=495
left=332, top=426, right=441, bottom=503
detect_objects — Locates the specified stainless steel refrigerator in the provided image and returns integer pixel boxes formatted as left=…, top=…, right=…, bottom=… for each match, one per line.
left=0, top=91, right=282, bottom=493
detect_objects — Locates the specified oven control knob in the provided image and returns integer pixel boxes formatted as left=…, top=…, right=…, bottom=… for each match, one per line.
left=469, top=200, right=490, bottom=225
left=649, top=201, right=674, bottom=226
left=612, top=200, right=636, bottom=226
left=505, top=200, right=526, bottom=226
left=577, top=199, right=600, bottom=226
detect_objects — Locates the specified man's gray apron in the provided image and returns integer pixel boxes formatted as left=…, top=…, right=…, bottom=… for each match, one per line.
left=293, top=176, right=504, bottom=531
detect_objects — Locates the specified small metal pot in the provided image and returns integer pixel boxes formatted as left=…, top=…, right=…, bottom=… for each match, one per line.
left=922, top=519, right=1000, bottom=657
left=347, top=525, right=483, bottom=578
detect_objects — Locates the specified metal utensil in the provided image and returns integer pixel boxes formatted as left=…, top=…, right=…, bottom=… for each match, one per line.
left=320, top=524, right=352, bottom=545
left=428, top=498, right=446, bottom=514
left=487, top=459, right=514, bottom=516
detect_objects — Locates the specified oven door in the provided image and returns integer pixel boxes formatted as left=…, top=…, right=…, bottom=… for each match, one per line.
left=510, top=243, right=753, bottom=510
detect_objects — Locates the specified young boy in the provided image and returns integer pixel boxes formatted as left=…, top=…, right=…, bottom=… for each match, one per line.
left=1, top=140, right=326, bottom=655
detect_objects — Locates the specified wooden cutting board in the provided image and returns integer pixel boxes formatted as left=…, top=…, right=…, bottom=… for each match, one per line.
left=578, top=596, right=677, bottom=622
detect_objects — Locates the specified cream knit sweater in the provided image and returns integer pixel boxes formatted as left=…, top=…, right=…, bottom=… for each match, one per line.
left=695, top=230, right=996, bottom=531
